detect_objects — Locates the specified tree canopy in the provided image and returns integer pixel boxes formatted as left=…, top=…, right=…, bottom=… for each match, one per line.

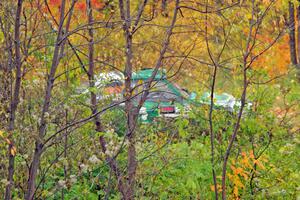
left=0, top=0, right=299, bottom=199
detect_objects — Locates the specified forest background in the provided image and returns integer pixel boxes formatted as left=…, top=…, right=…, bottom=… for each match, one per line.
left=0, top=0, right=299, bottom=199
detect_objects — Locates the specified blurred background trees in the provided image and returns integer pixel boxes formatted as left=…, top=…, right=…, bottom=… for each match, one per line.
left=0, top=0, right=299, bottom=199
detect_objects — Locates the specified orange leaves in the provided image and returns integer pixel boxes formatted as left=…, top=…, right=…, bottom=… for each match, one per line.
left=253, top=159, right=265, bottom=170
left=210, top=184, right=222, bottom=193
left=233, top=187, right=240, bottom=199
left=241, top=152, right=252, bottom=169
left=91, top=0, right=105, bottom=9
left=47, top=0, right=105, bottom=19
left=49, top=0, right=61, bottom=6
left=75, top=0, right=105, bottom=12
left=244, top=150, right=267, bottom=170
left=228, top=151, right=268, bottom=199
left=73, top=0, right=106, bottom=20
left=252, top=35, right=289, bottom=77
left=49, top=0, right=104, bottom=9
left=228, top=164, right=247, bottom=199
left=10, top=146, right=17, bottom=156
left=75, top=2, right=86, bottom=11
left=249, top=150, right=255, bottom=159
left=231, top=165, right=249, bottom=180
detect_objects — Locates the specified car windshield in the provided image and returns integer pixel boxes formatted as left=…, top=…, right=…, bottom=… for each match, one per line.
left=131, top=80, right=188, bottom=103
left=172, top=83, right=190, bottom=98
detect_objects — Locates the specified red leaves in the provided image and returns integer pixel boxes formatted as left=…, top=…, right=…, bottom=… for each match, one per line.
left=49, top=0, right=61, bottom=6
left=76, top=2, right=86, bottom=11
left=91, top=0, right=105, bottom=9
left=49, top=0, right=104, bottom=11
left=75, top=0, right=105, bottom=12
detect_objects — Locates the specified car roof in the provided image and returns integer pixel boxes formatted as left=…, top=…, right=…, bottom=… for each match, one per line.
left=132, top=68, right=166, bottom=81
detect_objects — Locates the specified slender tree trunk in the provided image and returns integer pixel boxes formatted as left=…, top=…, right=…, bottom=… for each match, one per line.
left=126, top=111, right=137, bottom=200
left=118, top=0, right=179, bottom=198
left=221, top=87, right=246, bottom=200
left=204, top=1, right=219, bottom=198
left=86, top=0, right=99, bottom=121
left=297, top=2, right=300, bottom=62
left=208, top=51, right=219, bottom=200
left=85, top=1, right=127, bottom=197
left=161, top=0, right=168, bottom=17
left=60, top=8, right=75, bottom=197
left=121, top=0, right=138, bottom=198
left=296, top=1, right=300, bottom=80
left=25, top=1, right=67, bottom=199
left=118, top=0, right=136, bottom=199
left=288, top=1, right=298, bottom=65
left=124, top=25, right=137, bottom=200
left=5, top=1, right=23, bottom=199
left=221, top=1, right=255, bottom=198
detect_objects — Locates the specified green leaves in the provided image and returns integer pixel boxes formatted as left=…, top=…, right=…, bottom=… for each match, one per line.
left=177, top=118, right=189, bottom=138
left=88, top=86, right=98, bottom=94
left=186, top=177, right=197, bottom=191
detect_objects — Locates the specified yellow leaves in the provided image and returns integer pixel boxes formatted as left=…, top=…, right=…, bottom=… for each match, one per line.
left=0, top=130, right=9, bottom=143
left=5, top=138, right=11, bottom=144
left=242, top=150, right=267, bottom=170
left=241, top=152, right=252, bottom=169
left=228, top=151, right=268, bottom=198
left=26, top=55, right=36, bottom=63
left=239, top=0, right=244, bottom=6
left=253, top=159, right=265, bottom=169
left=230, top=165, right=249, bottom=182
left=249, top=151, right=255, bottom=159
left=231, top=166, right=243, bottom=175
left=0, top=30, right=4, bottom=43
left=253, top=35, right=289, bottom=77
left=213, top=98, right=217, bottom=103
left=210, top=184, right=222, bottom=193
left=0, top=130, right=17, bottom=156
left=10, top=146, right=17, bottom=156
left=228, top=167, right=244, bottom=199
